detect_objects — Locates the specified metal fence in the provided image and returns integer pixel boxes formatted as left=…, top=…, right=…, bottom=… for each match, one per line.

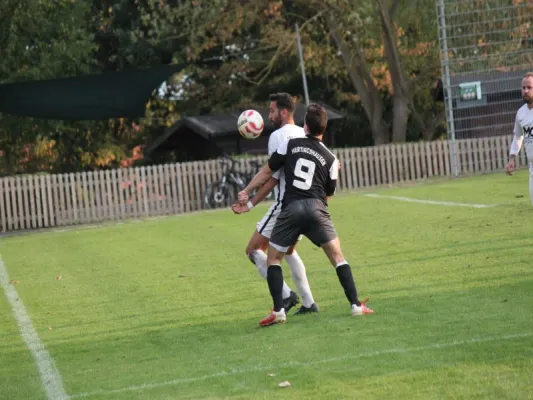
left=436, top=0, right=533, bottom=175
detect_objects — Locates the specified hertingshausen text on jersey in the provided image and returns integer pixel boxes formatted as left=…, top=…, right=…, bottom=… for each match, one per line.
left=291, top=147, right=326, bottom=166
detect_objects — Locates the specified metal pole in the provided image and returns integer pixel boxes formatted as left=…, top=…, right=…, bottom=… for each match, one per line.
left=296, top=23, right=310, bottom=106
left=437, top=0, right=459, bottom=177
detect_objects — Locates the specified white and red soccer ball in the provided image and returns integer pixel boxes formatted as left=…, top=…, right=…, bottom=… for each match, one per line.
left=237, top=109, right=264, bottom=139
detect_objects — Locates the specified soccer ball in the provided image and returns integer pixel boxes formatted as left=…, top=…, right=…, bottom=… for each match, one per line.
left=237, top=109, right=264, bottom=139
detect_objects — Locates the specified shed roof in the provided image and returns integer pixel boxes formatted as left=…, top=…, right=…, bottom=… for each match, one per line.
left=146, top=101, right=345, bottom=154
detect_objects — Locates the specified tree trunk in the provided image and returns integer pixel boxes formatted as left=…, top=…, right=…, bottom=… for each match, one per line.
left=392, top=95, right=409, bottom=143
left=328, top=19, right=390, bottom=145
left=2, top=147, right=16, bottom=176
left=379, top=0, right=410, bottom=143
left=371, top=115, right=389, bottom=145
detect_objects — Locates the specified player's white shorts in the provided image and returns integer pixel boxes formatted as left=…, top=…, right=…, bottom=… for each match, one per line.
left=256, top=201, right=281, bottom=239
left=256, top=201, right=303, bottom=243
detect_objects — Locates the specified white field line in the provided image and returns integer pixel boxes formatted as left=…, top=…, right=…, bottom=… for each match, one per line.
left=364, top=194, right=498, bottom=208
left=71, top=331, right=532, bottom=399
left=0, top=255, right=69, bottom=400
left=0, top=192, right=496, bottom=241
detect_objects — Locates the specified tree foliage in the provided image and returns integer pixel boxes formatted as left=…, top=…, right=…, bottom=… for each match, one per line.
left=0, top=0, right=97, bottom=174
left=0, top=0, right=447, bottom=175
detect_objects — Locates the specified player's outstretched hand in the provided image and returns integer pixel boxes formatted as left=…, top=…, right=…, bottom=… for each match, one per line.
left=237, top=190, right=249, bottom=204
left=231, top=202, right=250, bottom=214
left=505, top=159, right=515, bottom=176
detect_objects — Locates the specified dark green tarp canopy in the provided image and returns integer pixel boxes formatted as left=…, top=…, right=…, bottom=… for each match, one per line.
left=0, top=64, right=186, bottom=120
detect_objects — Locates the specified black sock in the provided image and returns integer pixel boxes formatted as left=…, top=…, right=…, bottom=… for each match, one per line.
left=267, top=265, right=284, bottom=312
left=336, top=264, right=360, bottom=306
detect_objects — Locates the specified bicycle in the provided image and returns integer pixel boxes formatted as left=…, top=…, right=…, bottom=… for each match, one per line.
left=203, top=155, right=273, bottom=209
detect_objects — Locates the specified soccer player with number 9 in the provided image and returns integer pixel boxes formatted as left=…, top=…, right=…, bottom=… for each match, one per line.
left=232, top=93, right=319, bottom=316
left=238, top=103, right=374, bottom=326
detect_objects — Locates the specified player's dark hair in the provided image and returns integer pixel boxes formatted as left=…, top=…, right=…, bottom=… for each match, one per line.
left=269, top=92, right=296, bottom=114
left=305, top=103, right=328, bottom=136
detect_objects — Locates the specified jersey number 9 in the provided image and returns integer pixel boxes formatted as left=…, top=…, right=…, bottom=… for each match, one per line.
left=293, top=158, right=316, bottom=190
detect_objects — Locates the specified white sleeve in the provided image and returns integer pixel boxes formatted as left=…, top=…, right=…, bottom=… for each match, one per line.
left=510, top=115, right=523, bottom=155
left=267, top=132, right=279, bottom=156
left=329, top=158, right=339, bottom=180
left=325, top=157, right=339, bottom=196
left=271, top=139, right=289, bottom=179
left=276, top=137, right=289, bottom=155
left=267, top=138, right=290, bottom=173
left=269, top=132, right=281, bottom=178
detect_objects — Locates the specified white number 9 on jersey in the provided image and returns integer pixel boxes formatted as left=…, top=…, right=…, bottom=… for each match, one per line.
left=293, top=158, right=316, bottom=190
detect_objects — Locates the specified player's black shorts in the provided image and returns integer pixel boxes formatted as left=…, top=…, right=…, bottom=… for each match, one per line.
left=270, top=199, right=337, bottom=251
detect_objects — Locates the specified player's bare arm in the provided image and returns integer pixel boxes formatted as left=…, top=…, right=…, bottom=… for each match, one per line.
left=250, top=177, right=278, bottom=206
left=507, top=130, right=523, bottom=176
left=238, top=164, right=273, bottom=204
left=506, top=154, right=516, bottom=175
left=232, top=177, right=278, bottom=214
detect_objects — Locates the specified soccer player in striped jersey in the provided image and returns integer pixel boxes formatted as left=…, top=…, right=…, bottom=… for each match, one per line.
left=506, top=72, right=533, bottom=205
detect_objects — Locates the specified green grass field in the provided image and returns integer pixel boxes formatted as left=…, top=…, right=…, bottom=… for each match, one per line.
left=1, top=170, right=532, bottom=400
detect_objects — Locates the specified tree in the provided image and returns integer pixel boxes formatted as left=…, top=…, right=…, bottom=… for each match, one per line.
left=0, top=0, right=97, bottom=175
left=290, top=0, right=443, bottom=144
left=0, top=0, right=448, bottom=175
left=378, top=0, right=410, bottom=143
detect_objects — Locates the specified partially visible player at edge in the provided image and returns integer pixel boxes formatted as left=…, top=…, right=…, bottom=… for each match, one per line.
left=238, top=103, right=373, bottom=326
left=232, top=93, right=319, bottom=315
left=505, top=71, right=533, bottom=206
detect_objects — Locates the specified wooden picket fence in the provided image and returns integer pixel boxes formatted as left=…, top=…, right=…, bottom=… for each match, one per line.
left=0, top=135, right=526, bottom=233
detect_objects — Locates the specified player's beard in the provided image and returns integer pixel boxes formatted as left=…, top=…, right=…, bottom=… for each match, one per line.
left=524, top=94, right=532, bottom=104
left=270, top=115, right=282, bottom=129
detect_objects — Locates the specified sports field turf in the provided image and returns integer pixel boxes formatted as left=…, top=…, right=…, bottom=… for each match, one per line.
left=1, top=170, right=532, bottom=399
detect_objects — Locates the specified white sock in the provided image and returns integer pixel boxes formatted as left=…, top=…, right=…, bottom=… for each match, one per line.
left=335, top=260, right=348, bottom=268
left=249, top=250, right=292, bottom=298
left=285, top=251, right=315, bottom=308
left=249, top=250, right=268, bottom=278
left=281, top=282, right=292, bottom=299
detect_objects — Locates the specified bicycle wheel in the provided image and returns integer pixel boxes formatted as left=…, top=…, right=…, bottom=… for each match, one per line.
left=204, top=182, right=236, bottom=209
left=204, top=183, right=216, bottom=209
